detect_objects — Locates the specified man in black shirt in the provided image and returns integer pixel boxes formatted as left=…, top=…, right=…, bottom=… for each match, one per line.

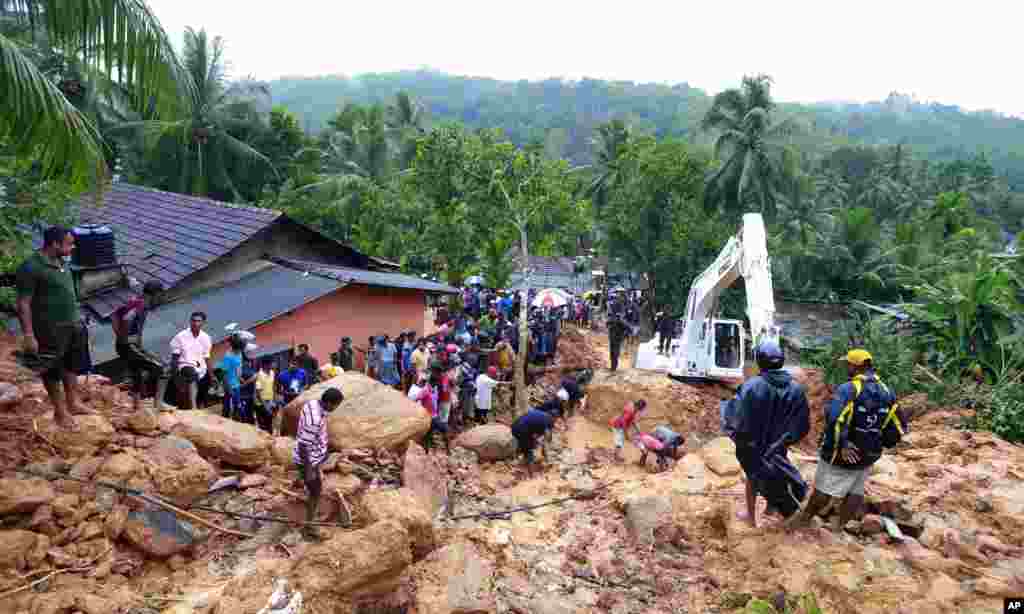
left=296, top=344, right=320, bottom=384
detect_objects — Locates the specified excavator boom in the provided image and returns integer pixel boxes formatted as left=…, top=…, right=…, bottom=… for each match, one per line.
left=635, top=213, right=778, bottom=379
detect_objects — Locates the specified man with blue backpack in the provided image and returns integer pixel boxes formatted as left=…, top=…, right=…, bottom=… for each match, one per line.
left=789, top=349, right=908, bottom=531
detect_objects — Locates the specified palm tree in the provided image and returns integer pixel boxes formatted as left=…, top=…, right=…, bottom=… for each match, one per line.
left=387, top=91, right=425, bottom=170
left=701, top=74, right=796, bottom=219
left=0, top=0, right=185, bottom=186
left=585, top=119, right=632, bottom=214
left=119, top=27, right=274, bottom=201
left=774, top=172, right=834, bottom=295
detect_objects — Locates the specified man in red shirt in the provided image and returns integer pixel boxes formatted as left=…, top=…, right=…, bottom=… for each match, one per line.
left=610, top=399, right=647, bottom=462
left=410, top=372, right=448, bottom=454
left=433, top=361, right=453, bottom=426
left=111, top=281, right=167, bottom=413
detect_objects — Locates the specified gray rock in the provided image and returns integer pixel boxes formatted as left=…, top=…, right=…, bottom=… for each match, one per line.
left=122, top=509, right=201, bottom=558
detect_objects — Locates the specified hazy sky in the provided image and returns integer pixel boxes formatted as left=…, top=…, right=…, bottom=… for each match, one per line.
left=148, top=0, right=1021, bottom=116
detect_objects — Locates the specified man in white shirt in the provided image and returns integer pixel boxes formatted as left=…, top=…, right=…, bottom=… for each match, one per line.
left=474, top=366, right=509, bottom=424
left=169, top=311, right=212, bottom=409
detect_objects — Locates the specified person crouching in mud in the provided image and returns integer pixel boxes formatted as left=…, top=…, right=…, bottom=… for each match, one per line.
left=726, top=341, right=810, bottom=528
left=511, top=406, right=556, bottom=478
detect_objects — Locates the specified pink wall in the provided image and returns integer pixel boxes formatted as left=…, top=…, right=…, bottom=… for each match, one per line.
left=213, top=284, right=427, bottom=370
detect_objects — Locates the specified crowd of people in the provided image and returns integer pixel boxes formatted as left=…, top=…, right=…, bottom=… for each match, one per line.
left=13, top=226, right=909, bottom=540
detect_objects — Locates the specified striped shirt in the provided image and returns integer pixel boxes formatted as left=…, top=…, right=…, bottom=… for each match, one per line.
left=293, top=400, right=329, bottom=467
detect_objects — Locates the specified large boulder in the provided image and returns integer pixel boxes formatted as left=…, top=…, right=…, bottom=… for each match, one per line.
left=0, top=529, right=50, bottom=570
left=403, top=442, right=448, bottom=516
left=0, top=478, right=55, bottom=515
left=454, top=425, right=517, bottom=461
left=37, top=412, right=115, bottom=457
left=144, top=436, right=217, bottom=506
left=291, top=520, right=413, bottom=608
left=281, top=373, right=430, bottom=451
left=700, top=437, right=742, bottom=476
left=408, top=540, right=496, bottom=614
left=0, top=381, right=22, bottom=411
left=122, top=509, right=200, bottom=558
left=362, top=488, right=436, bottom=557
left=170, top=411, right=271, bottom=468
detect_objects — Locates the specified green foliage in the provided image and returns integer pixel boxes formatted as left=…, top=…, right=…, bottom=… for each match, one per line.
left=969, top=383, right=1024, bottom=443
left=722, top=591, right=823, bottom=614
left=115, top=27, right=275, bottom=202
left=904, top=253, right=1020, bottom=381
left=702, top=75, right=796, bottom=219
left=1, top=0, right=185, bottom=187
left=0, top=142, right=78, bottom=309
left=269, top=71, right=1024, bottom=197
left=476, top=233, right=516, bottom=289
left=601, top=136, right=730, bottom=320
left=809, top=312, right=919, bottom=397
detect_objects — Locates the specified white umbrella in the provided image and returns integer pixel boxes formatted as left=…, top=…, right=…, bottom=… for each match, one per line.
left=465, top=275, right=484, bottom=286
left=532, top=288, right=570, bottom=308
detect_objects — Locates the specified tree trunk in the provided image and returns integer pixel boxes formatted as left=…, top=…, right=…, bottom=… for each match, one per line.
left=515, top=222, right=530, bottom=416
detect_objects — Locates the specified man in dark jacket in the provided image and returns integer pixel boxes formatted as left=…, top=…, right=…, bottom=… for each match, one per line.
left=789, top=349, right=906, bottom=531
left=607, top=290, right=628, bottom=372
left=656, top=312, right=675, bottom=355
left=728, top=340, right=810, bottom=528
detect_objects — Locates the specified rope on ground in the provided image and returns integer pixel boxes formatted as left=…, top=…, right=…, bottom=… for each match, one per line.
left=445, top=479, right=746, bottom=522
left=20, top=468, right=351, bottom=531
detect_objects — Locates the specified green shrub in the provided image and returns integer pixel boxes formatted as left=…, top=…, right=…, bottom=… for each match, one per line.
left=808, top=311, right=918, bottom=397
left=972, top=383, right=1024, bottom=443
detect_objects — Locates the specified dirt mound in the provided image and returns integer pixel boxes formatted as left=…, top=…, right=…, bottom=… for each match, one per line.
left=791, top=366, right=832, bottom=453
left=554, top=326, right=606, bottom=372
left=1, top=327, right=1022, bottom=614
left=585, top=369, right=734, bottom=438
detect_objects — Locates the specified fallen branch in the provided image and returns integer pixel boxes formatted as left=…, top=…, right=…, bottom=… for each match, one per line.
left=914, top=364, right=944, bottom=386
left=335, top=488, right=352, bottom=527
left=32, top=419, right=58, bottom=455
left=136, top=494, right=256, bottom=539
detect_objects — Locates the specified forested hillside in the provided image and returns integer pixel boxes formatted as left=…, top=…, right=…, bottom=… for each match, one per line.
left=270, top=70, right=1024, bottom=190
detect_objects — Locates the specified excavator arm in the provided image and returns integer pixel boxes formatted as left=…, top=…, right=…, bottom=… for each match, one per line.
left=636, top=213, right=778, bottom=378
left=682, top=213, right=779, bottom=349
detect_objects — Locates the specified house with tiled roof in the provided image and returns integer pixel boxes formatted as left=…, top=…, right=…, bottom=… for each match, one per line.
left=66, top=184, right=456, bottom=376
left=507, top=254, right=594, bottom=293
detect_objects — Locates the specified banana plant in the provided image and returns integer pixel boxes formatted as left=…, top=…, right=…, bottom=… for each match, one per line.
left=905, top=253, right=1021, bottom=381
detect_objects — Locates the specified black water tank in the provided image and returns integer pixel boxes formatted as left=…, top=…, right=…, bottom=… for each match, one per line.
left=72, top=224, right=116, bottom=267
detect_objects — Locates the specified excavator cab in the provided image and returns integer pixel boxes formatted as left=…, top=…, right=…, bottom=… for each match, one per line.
left=666, top=317, right=745, bottom=379
left=713, top=321, right=742, bottom=370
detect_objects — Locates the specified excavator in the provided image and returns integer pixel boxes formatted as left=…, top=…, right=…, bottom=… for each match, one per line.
left=635, top=212, right=780, bottom=380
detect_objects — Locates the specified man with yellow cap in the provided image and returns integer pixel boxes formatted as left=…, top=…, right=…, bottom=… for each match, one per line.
left=789, top=349, right=908, bottom=531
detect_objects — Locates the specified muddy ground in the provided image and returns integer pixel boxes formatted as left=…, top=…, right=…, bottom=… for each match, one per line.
left=0, top=328, right=1022, bottom=614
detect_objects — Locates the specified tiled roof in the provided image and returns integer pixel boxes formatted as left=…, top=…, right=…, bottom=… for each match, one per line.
left=510, top=253, right=577, bottom=276
left=75, top=184, right=283, bottom=289
left=508, top=271, right=593, bottom=293
left=271, top=257, right=459, bottom=295
left=89, top=261, right=342, bottom=365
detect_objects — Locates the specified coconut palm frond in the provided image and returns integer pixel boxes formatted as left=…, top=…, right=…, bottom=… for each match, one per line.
left=0, top=32, right=106, bottom=184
